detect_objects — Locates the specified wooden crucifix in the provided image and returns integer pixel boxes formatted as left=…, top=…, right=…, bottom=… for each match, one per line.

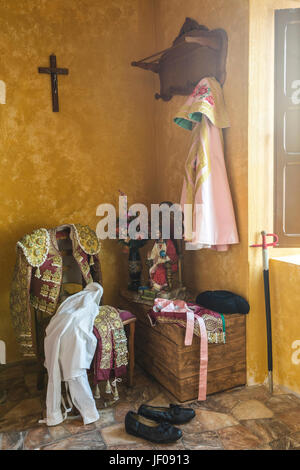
left=38, top=54, right=69, bottom=112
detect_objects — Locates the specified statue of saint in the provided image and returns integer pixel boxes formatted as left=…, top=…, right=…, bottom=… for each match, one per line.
left=147, top=233, right=178, bottom=291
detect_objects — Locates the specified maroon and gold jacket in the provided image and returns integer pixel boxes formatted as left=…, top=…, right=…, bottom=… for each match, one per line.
left=10, top=224, right=102, bottom=358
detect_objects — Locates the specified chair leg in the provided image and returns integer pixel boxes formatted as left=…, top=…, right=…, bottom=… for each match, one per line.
left=37, top=362, right=46, bottom=391
left=128, top=321, right=135, bottom=387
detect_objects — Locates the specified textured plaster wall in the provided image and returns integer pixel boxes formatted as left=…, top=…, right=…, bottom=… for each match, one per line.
left=0, top=0, right=156, bottom=362
left=153, top=0, right=300, bottom=394
left=2, top=0, right=299, bottom=394
left=152, top=1, right=249, bottom=305
left=269, top=258, right=300, bottom=395
left=248, top=0, right=300, bottom=386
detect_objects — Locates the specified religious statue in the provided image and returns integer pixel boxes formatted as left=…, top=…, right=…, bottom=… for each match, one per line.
left=147, top=233, right=178, bottom=292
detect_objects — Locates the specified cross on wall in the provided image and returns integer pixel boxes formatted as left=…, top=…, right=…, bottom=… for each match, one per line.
left=38, top=54, right=69, bottom=112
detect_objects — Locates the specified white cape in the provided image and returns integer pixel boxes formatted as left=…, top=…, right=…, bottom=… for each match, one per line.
left=44, top=282, right=103, bottom=426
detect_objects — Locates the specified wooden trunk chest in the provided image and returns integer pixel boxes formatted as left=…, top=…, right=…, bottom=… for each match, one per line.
left=120, top=289, right=246, bottom=402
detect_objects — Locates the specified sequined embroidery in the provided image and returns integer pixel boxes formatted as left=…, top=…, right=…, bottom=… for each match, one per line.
left=73, top=224, right=101, bottom=255
left=94, top=306, right=128, bottom=371
left=30, top=294, right=56, bottom=314
left=51, top=255, right=62, bottom=267
left=10, top=248, right=35, bottom=357
left=40, top=284, right=50, bottom=298
left=41, top=269, right=62, bottom=285
left=17, top=228, right=50, bottom=268
left=48, top=285, right=60, bottom=301
left=11, top=224, right=102, bottom=359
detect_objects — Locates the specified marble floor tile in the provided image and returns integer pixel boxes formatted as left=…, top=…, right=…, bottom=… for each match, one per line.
left=62, top=418, right=96, bottom=435
left=106, top=444, right=155, bottom=450
left=264, top=394, right=300, bottom=414
left=5, top=382, right=30, bottom=403
left=231, top=400, right=274, bottom=420
left=240, top=418, right=291, bottom=443
left=152, top=441, right=185, bottom=450
left=0, top=431, right=25, bottom=450
left=145, top=392, right=173, bottom=408
left=1, top=397, right=42, bottom=423
left=182, top=430, right=223, bottom=450
left=95, top=408, right=116, bottom=429
left=41, top=430, right=106, bottom=450
left=218, top=424, right=262, bottom=450
left=205, top=392, right=241, bottom=413
left=2, top=360, right=300, bottom=451
left=188, top=400, right=215, bottom=412
left=226, top=385, right=271, bottom=403
left=289, top=432, right=300, bottom=449
left=0, top=415, right=44, bottom=433
left=133, top=368, right=157, bottom=387
left=181, top=409, right=238, bottom=434
left=0, top=400, right=20, bottom=421
left=134, top=385, right=163, bottom=406
left=23, top=425, right=53, bottom=450
left=269, top=436, right=299, bottom=450
left=114, top=401, right=137, bottom=423
left=253, top=445, right=272, bottom=450
left=277, top=409, right=300, bottom=433
left=47, top=424, right=72, bottom=441
left=101, top=423, right=147, bottom=446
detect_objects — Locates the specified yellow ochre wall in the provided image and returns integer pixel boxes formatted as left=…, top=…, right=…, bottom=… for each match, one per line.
left=152, top=1, right=249, bottom=316
left=0, top=0, right=156, bottom=362
left=153, top=0, right=300, bottom=393
left=248, top=0, right=300, bottom=388
left=1, top=0, right=299, bottom=395
left=269, top=258, right=300, bottom=395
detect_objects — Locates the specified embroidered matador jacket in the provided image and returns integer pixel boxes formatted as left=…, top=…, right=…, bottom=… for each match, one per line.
left=10, top=224, right=102, bottom=358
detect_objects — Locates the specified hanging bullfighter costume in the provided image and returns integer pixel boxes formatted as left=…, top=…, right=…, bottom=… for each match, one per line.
left=10, top=224, right=102, bottom=359
left=174, top=77, right=239, bottom=251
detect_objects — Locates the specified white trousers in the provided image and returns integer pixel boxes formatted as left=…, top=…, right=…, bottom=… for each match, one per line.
left=43, top=283, right=103, bottom=427
left=45, top=371, right=99, bottom=426
left=67, top=372, right=99, bottom=425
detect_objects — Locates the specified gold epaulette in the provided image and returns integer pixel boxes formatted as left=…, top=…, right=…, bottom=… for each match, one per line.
left=17, top=228, right=50, bottom=268
left=73, top=224, right=101, bottom=255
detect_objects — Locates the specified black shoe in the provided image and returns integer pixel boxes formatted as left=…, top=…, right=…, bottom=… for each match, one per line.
left=138, top=404, right=195, bottom=425
left=125, top=411, right=182, bottom=444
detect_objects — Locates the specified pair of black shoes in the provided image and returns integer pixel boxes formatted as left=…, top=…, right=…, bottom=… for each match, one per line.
left=125, top=404, right=195, bottom=444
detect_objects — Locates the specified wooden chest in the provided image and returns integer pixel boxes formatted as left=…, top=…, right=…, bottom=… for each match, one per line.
left=120, top=289, right=246, bottom=402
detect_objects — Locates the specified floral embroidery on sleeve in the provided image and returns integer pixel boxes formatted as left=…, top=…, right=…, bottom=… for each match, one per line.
left=205, top=95, right=214, bottom=106
left=191, top=83, right=214, bottom=106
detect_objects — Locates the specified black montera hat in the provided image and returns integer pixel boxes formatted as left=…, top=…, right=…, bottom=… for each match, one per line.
left=196, top=290, right=250, bottom=314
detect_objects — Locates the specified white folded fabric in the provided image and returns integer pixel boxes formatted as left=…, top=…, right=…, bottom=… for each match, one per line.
left=43, top=282, right=103, bottom=426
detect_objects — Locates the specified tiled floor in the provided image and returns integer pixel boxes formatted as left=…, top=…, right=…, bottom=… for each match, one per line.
left=1, top=361, right=300, bottom=450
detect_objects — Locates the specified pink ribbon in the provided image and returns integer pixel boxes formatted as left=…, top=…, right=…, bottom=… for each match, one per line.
left=185, top=308, right=208, bottom=401
left=154, top=298, right=208, bottom=401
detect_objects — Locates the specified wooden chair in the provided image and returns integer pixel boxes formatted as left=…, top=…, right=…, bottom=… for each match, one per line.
left=43, top=285, right=136, bottom=393
left=35, top=233, right=136, bottom=391
left=37, top=299, right=136, bottom=391
left=59, top=234, right=136, bottom=388
left=118, top=310, right=136, bottom=387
